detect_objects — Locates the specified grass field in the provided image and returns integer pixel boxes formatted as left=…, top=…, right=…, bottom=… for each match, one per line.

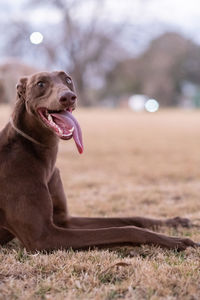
left=0, top=106, right=200, bottom=299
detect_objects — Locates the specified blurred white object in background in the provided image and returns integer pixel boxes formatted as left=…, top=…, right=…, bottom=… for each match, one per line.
left=128, top=94, right=147, bottom=112
left=128, top=95, right=159, bottom=112
left=145, top=99, right=159, bottom=112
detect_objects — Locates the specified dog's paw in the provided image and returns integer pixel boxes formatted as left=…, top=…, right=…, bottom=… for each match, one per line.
left=166, top=216, right=192, bottom=228
left=171, top=237, right=196, bottom=250
left=163, top=237, right=196, bottom=251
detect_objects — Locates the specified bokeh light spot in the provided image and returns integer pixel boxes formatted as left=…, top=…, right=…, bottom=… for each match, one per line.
left=145, top=99, right=159, bottom=112
left=30, top=32, right=43, bottom=44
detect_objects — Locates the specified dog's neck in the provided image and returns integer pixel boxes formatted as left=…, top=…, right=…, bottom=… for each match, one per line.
left=10, top=117, right=49, bottom=148
left=10, top=99, right=59, bottom=150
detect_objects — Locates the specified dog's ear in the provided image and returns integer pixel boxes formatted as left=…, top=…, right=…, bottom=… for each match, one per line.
left=16, top=77, right=28, bottom=101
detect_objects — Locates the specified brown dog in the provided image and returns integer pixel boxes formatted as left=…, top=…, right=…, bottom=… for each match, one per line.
left=0, top=71, right=199, bottom=251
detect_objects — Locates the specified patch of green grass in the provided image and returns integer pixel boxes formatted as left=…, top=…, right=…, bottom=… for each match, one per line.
left=99, top=271, right=127, bottom=285
left=15, top=248, right=30, bottom=263
left=106, top=288, right=128, bottom=300
left=35, top=285, right=52, bottom=299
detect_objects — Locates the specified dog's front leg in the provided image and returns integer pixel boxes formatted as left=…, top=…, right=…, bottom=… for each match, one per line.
left=68, top=216, right=192, bottom=229
left=68, top=216, right=164, bottom=229
left=48, top=170, right=164, bottom=230
left=48, top=169, right=192, bottom=230
left=48, top=167, right=70, bottom=227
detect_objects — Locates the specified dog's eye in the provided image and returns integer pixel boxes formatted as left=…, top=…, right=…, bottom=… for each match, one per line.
left=66, top=77, right=72, bottom=85
left=37, top=81, right=45, bottom=88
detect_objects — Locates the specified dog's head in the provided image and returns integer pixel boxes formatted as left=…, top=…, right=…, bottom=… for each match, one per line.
left=16, top=71, right=83, bottom=153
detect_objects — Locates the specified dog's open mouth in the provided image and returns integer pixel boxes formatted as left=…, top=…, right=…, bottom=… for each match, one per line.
left=38, top=108, right=83, bottom=154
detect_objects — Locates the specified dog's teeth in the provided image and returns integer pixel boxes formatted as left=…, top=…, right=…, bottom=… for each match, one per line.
left=48, top=114, right=53, bottom=122
left=69, top=127, right=74, bottom=133
left=57, top=127, right=63, bottom=134
left=63, top=133, right=72, bottom=137
left=46, top=113, right=64, bottom=135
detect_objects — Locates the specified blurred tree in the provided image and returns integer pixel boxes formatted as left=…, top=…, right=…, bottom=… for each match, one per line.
left=0, top=60, right=38, bottom=103
left=103, top=32, right=200, bottom=106
left=1, top=20, right=32, bottom=58
left=0, top=0, right=127, bottom=105
left=2, top=1, right=200, bottom=107
left=5, top=0, right=126, bottom=106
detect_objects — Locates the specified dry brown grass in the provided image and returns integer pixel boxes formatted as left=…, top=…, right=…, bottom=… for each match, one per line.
left=0, top=106, right=200, bottom=300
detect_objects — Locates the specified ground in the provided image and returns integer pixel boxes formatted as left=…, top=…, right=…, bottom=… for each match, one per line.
left=0, top=106, right=200, bottom=300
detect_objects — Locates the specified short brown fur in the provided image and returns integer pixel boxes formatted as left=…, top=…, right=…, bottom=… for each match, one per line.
left=0, top=71, right=199, bottom=252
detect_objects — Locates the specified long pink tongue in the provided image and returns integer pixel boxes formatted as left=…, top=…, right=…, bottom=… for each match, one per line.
left=51, top=111, right=83, bottom=154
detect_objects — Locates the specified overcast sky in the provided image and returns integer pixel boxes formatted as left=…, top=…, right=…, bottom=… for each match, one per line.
left=1, top=0, right=200, bottom=30
left=1, top=0, right=200, bottom=51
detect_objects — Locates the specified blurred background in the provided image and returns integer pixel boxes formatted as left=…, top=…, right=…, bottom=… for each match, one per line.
left=1, top=0, right=200, bottom=111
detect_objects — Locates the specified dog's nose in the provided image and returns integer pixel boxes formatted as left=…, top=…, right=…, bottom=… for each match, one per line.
left=59, top=91, right=77, bottom=105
